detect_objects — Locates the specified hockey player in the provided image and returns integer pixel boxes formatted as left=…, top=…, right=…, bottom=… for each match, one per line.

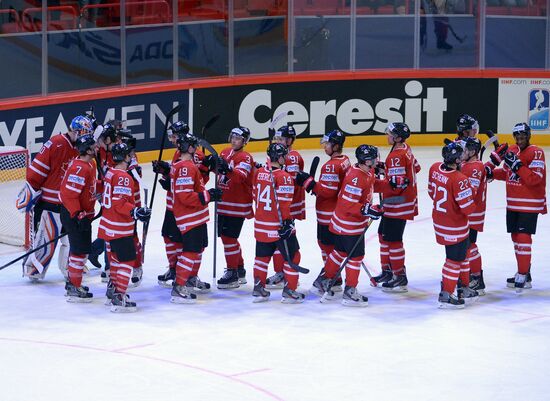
left=98, top=143, right=151, bottom=312
left=311, top=145, right=384, bottom=307
left=59, top=134, right=98, bottom=302
left=459, top=137, right=488, bottom=295
left=296, top=130, right=351, bottom=291
left=372, top=122, right=420, bottom=293
left=266, top=125, right=306, bottom=289
left=455, top=114, right=479, bottom=140
left=428, top=142, right=478, bottom=309
left=251, top=143, right=304, bottom=303
left=170, top=131, right=222, bottom=304
left=215, top=127, right=255, bottom=289
left=486, top=123, right=546, bottom=292
left=16, top=115, right=89, bottom=281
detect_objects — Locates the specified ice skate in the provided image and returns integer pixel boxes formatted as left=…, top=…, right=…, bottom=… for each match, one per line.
left=469, top=272, right=486, bottom=296
left=507, top=272, right=532, bottom=290
left=129, top=267, right=143, bottom=288
left=252, top=279, right=270, bottom=303
left=514, top=273, right=528, bottom=294
left=170, top=284, right=197, bottom=304
left=310, top=275, right=334, bottom=299
left=24, top=265, right=43, bottom=282
left=100, top=270, right=110, bottom=283
left=110, top=292, right=137, bottom=313
left=457, top=286, right=479, bottom=305
left=371, top=265, right=392, bottom=287
left=157, top=267, right=175, bottom=288
left=281, top=286, right=305, bottom=304
left=65, top=281, right=89, bottom=293
left=104, top=280, right=115, bottom=306
left=217, top=269, right=240, bottom=289
left=266, top=271, right=285, bottom=289
left=87, top=252, right=102, bottom=269
left=381, top=274, right=408, bottom=293
left=186, top=276, right=211, bottom=294
left=341, top=286, right=368, bottom=307
left=331, top=275, right=343, bottom=292
left=438, top=291, right=465, bottom=309
left=65, top=282, right=93, bottom=303
left=238, top=266, right=247, bottom=285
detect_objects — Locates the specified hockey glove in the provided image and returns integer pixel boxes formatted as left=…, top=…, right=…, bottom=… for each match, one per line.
left=202, top=154, right=217, bottom=172
left=389, top=176, right=409, bottom=190
left=159, top=176, right=171, bottom=191
left=76, top=211, right=91, bottom=232
left=278, top=219, right=295, bottom=240
left=217, top=158, right=232, bottom=174
left=375, top=161, right=386, bottom=178
left=504, top=152, right=522, bottom=173
left=296, top=171, right=316, bottom=193
left=361, top=203, right=384, bottom=220
left=489, top=143, right=509, bottom=166
left=199, top=188, right=223, bottom=205
left=16, top=182, right=42, bottom=213
left=255, top=161, right=264, bottom=169
left=152, top=160, right=170, bottom=175
left=131, top=207, right=152, bottom=222
left=484, top=165, right=494, bottom=181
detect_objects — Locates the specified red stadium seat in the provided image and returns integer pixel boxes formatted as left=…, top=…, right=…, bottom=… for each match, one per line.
left=21, top=6, right=77, bottom=31
left=0, top=9, right=21, bottom=33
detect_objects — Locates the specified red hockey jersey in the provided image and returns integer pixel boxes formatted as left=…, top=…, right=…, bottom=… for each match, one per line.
left=58, top=158, right=97, bottom=218
left=460, top=159, right=487, bottom=231
left=428, top=162, right=477, bottom=245
left=171, top=159, right=209, bottom=234
left=253, top=166, right=294, bottom=243
left=285, top=149, right=306, bottom=220
left=217, top=148, right=254, bottom=219
left=381, top=143, right=420, bottom=220
left=193, top=149, right=210, bottom=184
left=98, top=168, right=136, bottom=240
left=313, top=154, right=351, bottom=225
left=493, top=144, right=547, bottom=214
left=27, top=133, right=78, bottom=204
left=329, top=165, right=374, bottom=236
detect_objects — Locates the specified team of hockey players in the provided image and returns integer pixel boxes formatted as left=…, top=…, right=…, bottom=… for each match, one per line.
left=15, top=111, right=546, bottom=311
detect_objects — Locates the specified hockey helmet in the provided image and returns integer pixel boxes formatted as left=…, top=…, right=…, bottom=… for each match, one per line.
left=355, top=144, right=378, bottom=165
left=385, top=122, right=411, bottom=141
left=75, top=133, right=96, bottom=155
left=442, top=142, right=464, bottom=165
left=100, top=120, right=122, bottom=143
left=228, top=126, right=251, bottom=144
left=176, top=131, right=199, bottom=153
left=456, top=114, right=479, bottom=135
left=111, top=142, right=132, bottom=163
left=70, top=115, right=95, bottom=136
left=169, top=121, right=190, bottom=136
left=321, top=130, right=345, bottom=146
left=267, top=142, right=288, bottom=162
left=274, top=125, right=297, bottom=140
left=118, top=129, right=136, bottom=151
left=512, top=122, right=531, bottom=139
left=463, top=137, right=481, bottom=154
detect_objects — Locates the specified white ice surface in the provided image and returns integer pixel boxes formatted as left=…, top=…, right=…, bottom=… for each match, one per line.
left=0, top=146, right=549, bottom=401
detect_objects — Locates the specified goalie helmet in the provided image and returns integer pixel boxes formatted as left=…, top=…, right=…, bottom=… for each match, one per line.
left=442, top=142, right=464, bottom=165
left=111, top=142, right=131, bottom=163
left=512, top=122, right=531, bottom=139
left=463, top=137, right=481, bottom=154
left=355, top=144, right=378, bottom=164
left=228, top=126, right=251, bottom=144
left=321, top=129, right=345, bottom=146
left=274, top=125, right=297, bottom=140
left=75, top=134, right=96, bottom=155
left=385, top=122, right=411, bottom=140
left=267, top=142, right=288, bottom=162
left=70, top=115, right=94, bottom=136
left=456, top=114, right=479, bottom=135
left=176, top=131, right=199, bottom=153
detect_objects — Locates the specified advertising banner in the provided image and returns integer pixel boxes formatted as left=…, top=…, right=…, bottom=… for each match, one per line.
left=498, top=78, right=550, bottom=134
left=193, top=78, right=499, bottom=143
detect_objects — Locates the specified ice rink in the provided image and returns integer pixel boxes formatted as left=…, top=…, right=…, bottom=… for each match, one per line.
left=0, top=146, right=549, bottom=401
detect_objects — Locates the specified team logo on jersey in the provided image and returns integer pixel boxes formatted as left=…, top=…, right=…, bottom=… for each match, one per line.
left=528, top=89, right=549, bottom=130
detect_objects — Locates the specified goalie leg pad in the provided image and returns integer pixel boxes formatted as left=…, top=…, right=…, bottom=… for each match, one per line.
left=58, top=234, right=70, bottom=279
left=23, top=211, right=62, bottom=279
left=16, top=182, right=42, bottom=213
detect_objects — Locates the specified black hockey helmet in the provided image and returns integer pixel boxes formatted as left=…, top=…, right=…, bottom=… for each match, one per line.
left=456, top=114, right=479, bottom=135
left=111, top=142, right=132, bottom=163
left=228, top=126, right=251, bottom=144
left=321, top=129, right=345, bottom=146
left=463, top=137, right=481, bottom=154
left=267, top=142, right=288, bottom=162
left=512, top=122, right=531, bottom=139
left=355, top=144, right=378, bottom=165
left=274, top=125, right=297, bottom=140
left=100, top=120, right=122, bottom=143
left=169, top=120, right=190, bottom=136
left=442, top=142, right=464, bottom=165
left=118, top=129, right=136, bottom=151
left=385, top=122, right=411, bottom=141
left=75, top=133, right=96, bottom=155
left=176, top=131, right=199, bottom=153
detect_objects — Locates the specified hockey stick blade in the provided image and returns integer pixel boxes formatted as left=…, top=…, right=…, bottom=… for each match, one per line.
left=309, top=156, right=320, bottom=178
left=479, top=135, right=499, bottom=161
left=198, top=138, right=219, bottom=158
left=269, top=111, right=288, bottom=131
left=201, top=114, right=220, bottom=137
left=443, top=138, right=453, bottom=145
left=361, top=262, right=377, bottom=287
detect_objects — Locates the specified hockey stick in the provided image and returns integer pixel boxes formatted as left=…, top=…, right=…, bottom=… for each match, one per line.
left=443, top=138, right=453, bottom=145
left=448, top=24, right=466, bottom=43
left=141, top=187, right=148, bottom=264
left=361, top=262, right=377, bottom=287
left=1, top=210, right=103, bottom=272
left=268, top=111, right=289, bottom=144
left=266, top=158, right=309, bottom=274
left=200, top=113, right=220, bottom=159
left=309, top=156, right=320, bottom=178
left=320, top=196, right=405, bottom=302
left=479, top=134, right=499, bottom=161
left=142, top=104, right=181, bottom=258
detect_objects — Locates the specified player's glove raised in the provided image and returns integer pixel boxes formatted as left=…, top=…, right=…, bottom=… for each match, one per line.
left=296, top=171, right=316, bottom=193
left=489, top=143, right=509, bottom=166
left=199, top=188, right=223, bottom=205
left=159, top=176, right=171, bottom=191
left=131, top=207, right=152, bottom=222
left=277, top=219, right=295, bottom=240
left=375, top=161, right=386, bottom=177
left=203, top=154, right=217, bottom=172
left=217, top=158, right=232, bottom=174
left=152, top=160, right=170, bottom=175
left=360, top=203, right=384, bottom=220
left=504, top=152, right=522, bottom=173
